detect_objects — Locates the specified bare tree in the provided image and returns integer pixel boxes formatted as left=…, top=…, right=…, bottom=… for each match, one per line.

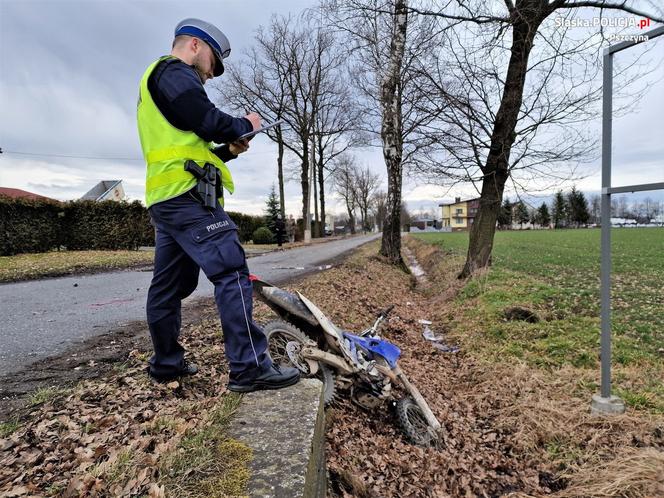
left=218, top=19, right=291, bottom=217
left=354, top=165, right=381, bottom=231
left=324, top=0, right=443, bottom=264
left=371, top=190, right=388, bottom=230
left=618, top=195, right=629, bottom=217
left=400, top=201, right=412, bottom=230
left=378, top=0, right=409, bottom=262
left=404, top=0, right=664, bottom=277
left=311, top=52, right=367, bottom=236
left=332, top=154, right=359, bottom=233
left=590, top=194, right=601, bottom=224
left=641, top=197, right=656, bottom=221
left=218, top=13, right=360, bottom=230
left=304, top=14, right=368, bottom=237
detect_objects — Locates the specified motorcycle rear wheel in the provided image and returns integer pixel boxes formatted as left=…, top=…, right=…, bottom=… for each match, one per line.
left=395, top=396, right=437, bottom=447
left=264, top=320, right=336, bottom=406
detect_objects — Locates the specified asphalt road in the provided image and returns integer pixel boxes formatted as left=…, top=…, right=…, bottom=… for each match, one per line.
left=0, top=233, right=380, bottom=376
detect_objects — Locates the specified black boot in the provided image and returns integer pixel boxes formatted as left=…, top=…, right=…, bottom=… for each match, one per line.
left=227, top=364, right=300, bottom=393
left=148, top=360, right=198, bottom=383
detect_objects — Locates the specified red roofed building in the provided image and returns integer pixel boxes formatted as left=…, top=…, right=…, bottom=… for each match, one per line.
left=0, top=187, right=57, bottom=202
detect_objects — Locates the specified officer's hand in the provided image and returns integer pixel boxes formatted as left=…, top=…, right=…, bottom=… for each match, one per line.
left=229, top=139, right=250, bottom=156
left=245, top=112, right=261, bottom=131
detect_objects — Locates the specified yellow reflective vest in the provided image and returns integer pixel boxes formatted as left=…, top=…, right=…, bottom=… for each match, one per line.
left=137, top=56, right=234, bottom=208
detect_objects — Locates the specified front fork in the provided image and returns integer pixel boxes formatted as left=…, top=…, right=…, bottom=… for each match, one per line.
left=393, top=366, right=442, bottom=431
left=375, top=364, right=442, bottom=431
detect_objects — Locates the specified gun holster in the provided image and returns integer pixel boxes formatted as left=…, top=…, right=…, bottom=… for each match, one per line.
left=184, top=160, right=222, bottom=210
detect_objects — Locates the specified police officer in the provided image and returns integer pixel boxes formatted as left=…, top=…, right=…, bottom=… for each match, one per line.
left=136, top=18, right=300, bottom=392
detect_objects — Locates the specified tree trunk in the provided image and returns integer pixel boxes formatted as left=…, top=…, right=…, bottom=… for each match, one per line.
left=317, top=136, right=326, bottom=237
left=460, top=18, right=540, bottom=278
left=381, top=155, right=403, bottom=262
left=379, top=0, right=408, bottom=266
left=313, top=158, right=319, bottom=238
left=348, top=208, right=356, bottom=234
left=277, top=128, right=286, bottom=219
left=301, top=146, right=310, bottom=234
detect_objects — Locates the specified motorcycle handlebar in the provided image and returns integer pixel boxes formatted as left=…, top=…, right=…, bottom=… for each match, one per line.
left=360, top=305, right=395, bottom=337
left=380, top=304, right=395, bottom=318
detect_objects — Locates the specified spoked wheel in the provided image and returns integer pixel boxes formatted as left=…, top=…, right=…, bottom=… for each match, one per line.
left=263, top=320, right=337, bottom=406
left=395, top=396, right=438, bottom=447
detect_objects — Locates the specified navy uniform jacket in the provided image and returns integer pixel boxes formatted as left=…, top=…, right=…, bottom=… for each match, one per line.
left=147, top=57, right=252, bottom=163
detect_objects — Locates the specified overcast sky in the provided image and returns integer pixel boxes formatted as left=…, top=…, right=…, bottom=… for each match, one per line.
left=1, top=0, right=662, bottom=217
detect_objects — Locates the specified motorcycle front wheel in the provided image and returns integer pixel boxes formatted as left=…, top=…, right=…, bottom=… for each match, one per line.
left=263, top=320, right=337, bottom=406
left=395, top=396, right=437, bottom=447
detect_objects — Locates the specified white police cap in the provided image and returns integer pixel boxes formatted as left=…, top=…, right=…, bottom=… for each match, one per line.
left=174, top=18, right=231, bottom=76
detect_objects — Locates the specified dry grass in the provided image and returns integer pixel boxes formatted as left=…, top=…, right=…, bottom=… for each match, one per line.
left=405, top=235, right=664, bottom=498
left=556, top=448, right=664, bottom=497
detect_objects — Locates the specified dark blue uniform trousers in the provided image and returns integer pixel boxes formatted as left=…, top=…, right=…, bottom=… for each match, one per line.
left=146, top=191, right=272, bottom=381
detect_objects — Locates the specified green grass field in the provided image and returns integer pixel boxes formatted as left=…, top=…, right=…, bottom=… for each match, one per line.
left=414, top=228, right=664, bottom=411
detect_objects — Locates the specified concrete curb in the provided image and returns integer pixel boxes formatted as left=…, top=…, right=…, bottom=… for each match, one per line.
left=227, top=379, right=326, bottom=498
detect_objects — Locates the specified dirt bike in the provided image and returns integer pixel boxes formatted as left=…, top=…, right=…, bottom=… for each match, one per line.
left=250, top=275, right=443, bottom=446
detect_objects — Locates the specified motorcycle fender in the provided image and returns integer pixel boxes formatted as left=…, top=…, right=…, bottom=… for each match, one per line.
left=296, top=292, right=346, bottom=351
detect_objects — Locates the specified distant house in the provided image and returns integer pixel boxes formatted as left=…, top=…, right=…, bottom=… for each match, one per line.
left=439, top=197, right=481, bottom=231
left=0, top=187, right=57, bottom=202
left=81, top=180, right=125, bottom=202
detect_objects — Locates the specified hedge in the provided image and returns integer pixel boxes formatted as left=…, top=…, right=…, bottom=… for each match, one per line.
left=227, top=211, right=266, bottom=243
left=0, top=197, right=153, bottom=255
left=60, top=200, right=154, bottom=251
left=0, top=196, right=64, bottom=256
left=0, top=196, right=267, bottom=255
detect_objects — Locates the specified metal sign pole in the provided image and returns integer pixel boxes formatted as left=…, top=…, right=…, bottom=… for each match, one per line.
left=591, top=24, right=664, bottom=415
left=600, top=48, right=613, bottom=400
left=591, top=48, right=625, bottom=415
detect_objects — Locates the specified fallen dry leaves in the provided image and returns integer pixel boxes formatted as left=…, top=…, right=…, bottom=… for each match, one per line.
left=0, top=306, right=237, bottom=497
